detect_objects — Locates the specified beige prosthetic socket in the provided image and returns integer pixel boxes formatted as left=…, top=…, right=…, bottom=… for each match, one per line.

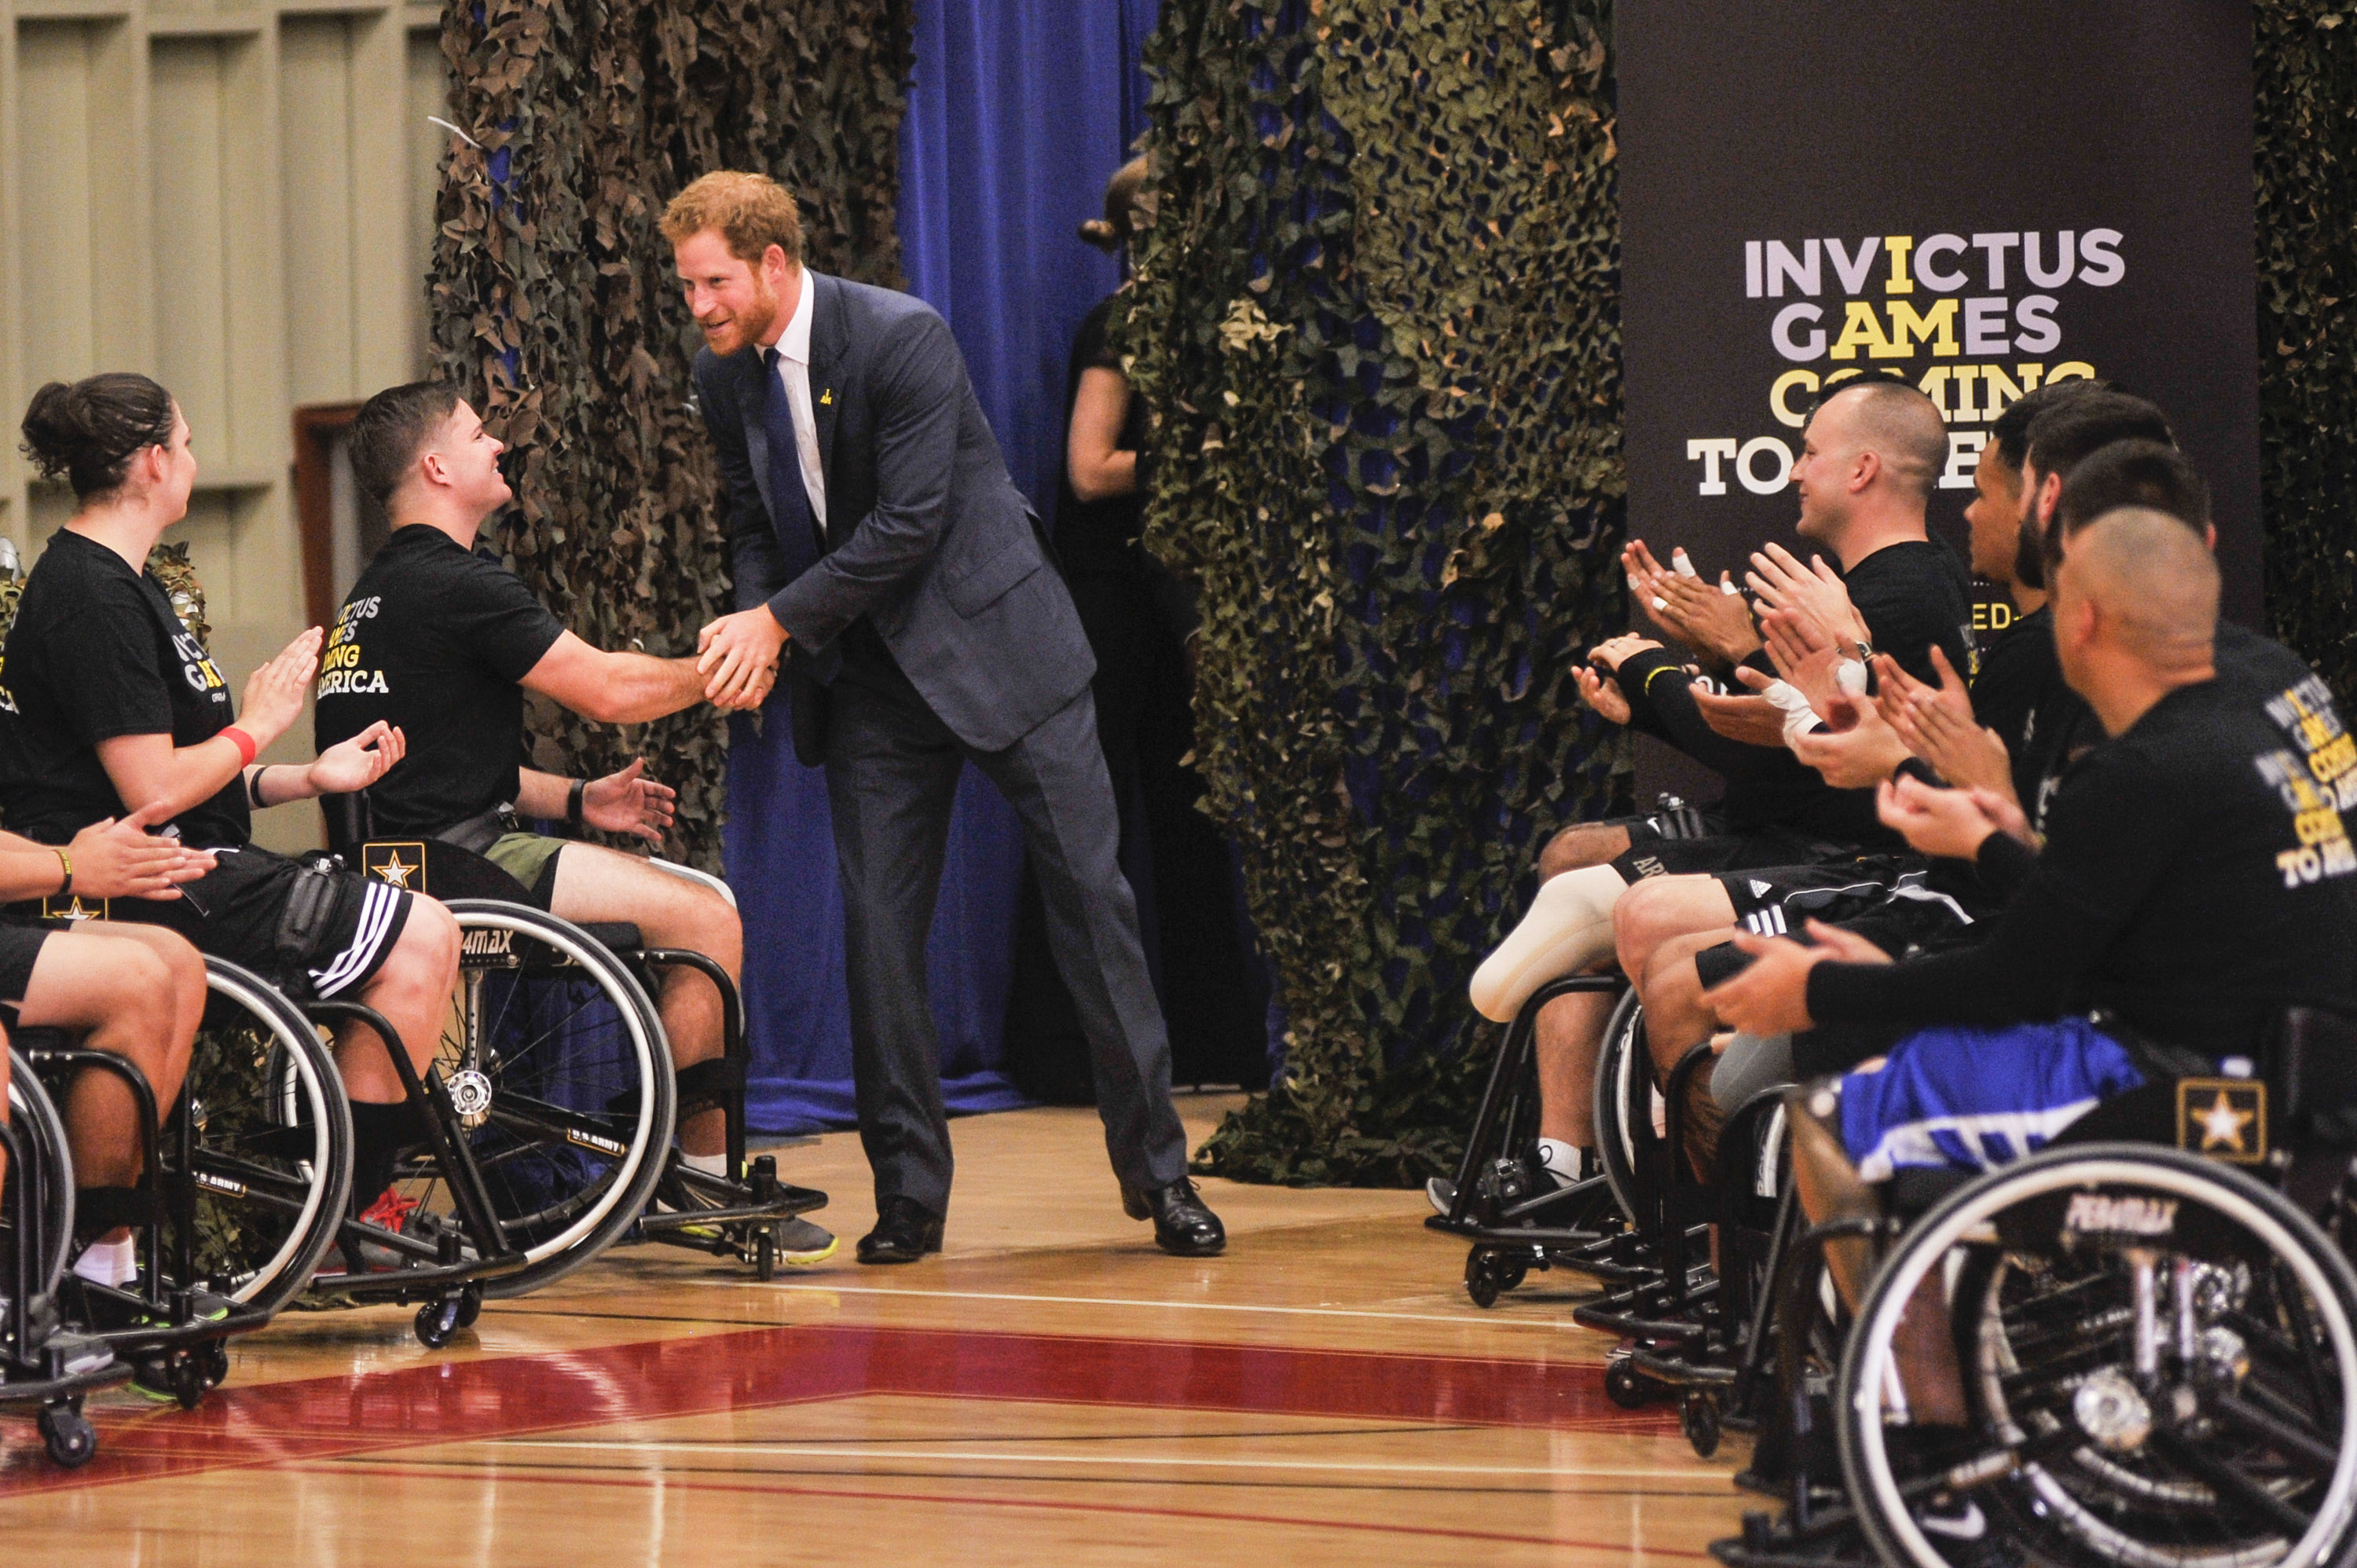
left=1468, top=864, right=1629, bottom=1023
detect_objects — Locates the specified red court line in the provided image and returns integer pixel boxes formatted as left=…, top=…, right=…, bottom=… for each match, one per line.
left=0, top=1322, right=1668, bottom=1498
left=279, top=1460, right=1719, bottom=1557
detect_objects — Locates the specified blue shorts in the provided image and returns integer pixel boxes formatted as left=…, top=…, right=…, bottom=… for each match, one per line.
left=1838, top=1018, right=2146, bottom=1181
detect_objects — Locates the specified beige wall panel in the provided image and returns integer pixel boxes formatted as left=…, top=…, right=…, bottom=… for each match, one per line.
left=405, top=24, right=442, bottom=376
left=344, top=9, right=405, bottom=389
left=150, top=37, right=232, bottom=452
left=279, top=13, right=354, bottom=404
left=16, top=22, right=104, bottom=387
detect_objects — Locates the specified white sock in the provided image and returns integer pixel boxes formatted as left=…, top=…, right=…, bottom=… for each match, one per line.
left=1537, top=1139, right=1582, bottom=1189
left=680, top=1151, right=728, bottom=1178
left=71, top=1236, right=135, bottom=1288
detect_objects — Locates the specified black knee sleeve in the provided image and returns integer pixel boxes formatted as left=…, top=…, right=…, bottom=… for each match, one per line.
left=73, top=1185, right=161, bottom=1243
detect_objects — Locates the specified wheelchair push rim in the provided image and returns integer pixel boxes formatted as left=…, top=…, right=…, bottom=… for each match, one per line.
left=432, top=901, right=674, bottom=1295
left=1838, top=1144, right=2357, bottom=1568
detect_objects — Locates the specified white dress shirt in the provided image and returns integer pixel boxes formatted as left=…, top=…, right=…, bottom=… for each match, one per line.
left=764, top=271, right=828, bottom=529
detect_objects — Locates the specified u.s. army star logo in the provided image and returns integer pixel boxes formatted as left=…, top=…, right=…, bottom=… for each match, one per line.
left=2176, top=1078, right=2267, bottom=1164
left=361, top=842, right=429, bottom=893
left=40, top=894, right=109, bottom=922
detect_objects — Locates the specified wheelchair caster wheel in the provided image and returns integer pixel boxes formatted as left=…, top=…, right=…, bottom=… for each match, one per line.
left=38, top=1404, right=97, bottom=1468
left=415, top=1294, right=467, bottom=1349
left=1681, top=1392, right=1721, bottom=1458
left=756, top=1227, right=778, bottom=1283
left=454, top=1286, right=483, bottom=1330
left=200, top=1341, right=231, bottom=1391
left=1464, top=1246, right=1510, bottom=1309
left=169, top=1351, right=208, bottom=1411
left=1603, top=1354, right=1657, bottom=1409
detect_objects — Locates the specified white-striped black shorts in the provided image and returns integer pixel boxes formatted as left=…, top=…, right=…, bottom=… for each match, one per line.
left=108, top=844, right=415, bottom=998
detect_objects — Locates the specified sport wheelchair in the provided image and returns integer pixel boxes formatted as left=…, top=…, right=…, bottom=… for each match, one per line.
left=323, top=800, right=826, bottom=1296
left=1719, top=1007, right=2357, bottom=1568
left=1, top=1045, right=123, bottom=1466
left=1437, top=976, right=1802, bottom=1459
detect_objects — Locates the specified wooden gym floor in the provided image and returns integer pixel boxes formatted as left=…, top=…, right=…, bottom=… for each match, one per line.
left=0, top=1093, right=1750, bottom=1565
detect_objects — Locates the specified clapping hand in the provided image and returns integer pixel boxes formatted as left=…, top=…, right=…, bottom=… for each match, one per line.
left=1695, top=672, right=1791, bottom=747
left=1875, top=774, right=2029, bottom=859
left=66, top=802, right=216, bottom=901
left=239, top=628, right=324, bottom=746
left=1876, top=648, right=2016, bottom=799
left=1701, top=918, right=1892, bottom=1036
left=1790, top=705, right=1914, bottom=788
left=1574, top=635, right=1662, bottom=725
left=306, top=721, right=405, bottom=796
left=1626, top=540, right=1761, bottom=666
left=581, top=757, right=676, bottom=844
left=1746, top=542, right=1868, bottom=651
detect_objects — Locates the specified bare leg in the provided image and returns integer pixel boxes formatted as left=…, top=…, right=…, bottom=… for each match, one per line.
left=1524, top=821, right=1635, bottom=1147
left=1536, top=988, right=1615, bottom=1145
left=337, top=899, right=460, bottom=1103
left=19, top=929, right=201, bottom=1200
left=550, top=845, right=739, bottom=1156
left=1789, top=1085, right=1965, bottom=1423
left=1640, top=928, right=1738, bottom=1081
left=1613, top=873, right=1738, bottom=989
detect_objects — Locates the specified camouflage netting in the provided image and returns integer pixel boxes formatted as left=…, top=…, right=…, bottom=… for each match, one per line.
left=428, top=0, right=913, bottom=869
left=1123, top=0, right=1629, bottom=1185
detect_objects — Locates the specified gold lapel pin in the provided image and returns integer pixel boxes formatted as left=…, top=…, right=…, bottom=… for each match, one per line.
left=819, top=388, right=834, bottom=406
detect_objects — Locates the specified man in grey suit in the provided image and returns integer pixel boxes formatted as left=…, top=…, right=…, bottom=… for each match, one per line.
left=665, top=171, right=1224, bottom=1262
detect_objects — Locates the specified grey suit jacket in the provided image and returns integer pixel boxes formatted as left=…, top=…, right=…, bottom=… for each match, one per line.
left=693, top=271, right=1095, bottom=753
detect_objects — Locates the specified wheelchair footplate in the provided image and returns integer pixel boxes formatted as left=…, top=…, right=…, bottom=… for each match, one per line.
left=628, top=1153, right=830, bottom=1278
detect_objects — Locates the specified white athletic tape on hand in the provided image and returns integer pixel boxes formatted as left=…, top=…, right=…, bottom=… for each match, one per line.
left=1761, top=680, right=1824, bottom=747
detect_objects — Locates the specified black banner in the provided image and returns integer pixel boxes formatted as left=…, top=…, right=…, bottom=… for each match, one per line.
left=1618, top=0, right=2260, bottom=648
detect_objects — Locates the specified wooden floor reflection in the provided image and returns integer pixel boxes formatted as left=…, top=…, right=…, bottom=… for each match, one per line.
left=0, top=1093, right=1750, bottom=1566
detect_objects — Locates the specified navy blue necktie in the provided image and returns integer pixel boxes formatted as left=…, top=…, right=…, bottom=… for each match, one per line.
left=759, top=346, right=822, bottom=581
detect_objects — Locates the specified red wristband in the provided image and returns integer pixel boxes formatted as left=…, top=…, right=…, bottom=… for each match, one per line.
left=220, top=726, right=258, bottom=767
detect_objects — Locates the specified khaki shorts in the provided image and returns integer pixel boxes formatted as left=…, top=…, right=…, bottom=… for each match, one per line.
left=482, top=831, right=566, bottom=907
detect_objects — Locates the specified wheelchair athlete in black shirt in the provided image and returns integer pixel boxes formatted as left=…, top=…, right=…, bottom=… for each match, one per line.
left=5, top=374, right=454, bottom=1218
left=314, top=382, right=834, bottom=1265
left=1452, top=379, right=1972, bottom=1200
left=1707, top=508, right=2357, bottom=1435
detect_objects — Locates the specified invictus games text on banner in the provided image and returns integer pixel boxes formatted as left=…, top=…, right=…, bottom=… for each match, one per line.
left=1688, top=228, right=2123, bottom=500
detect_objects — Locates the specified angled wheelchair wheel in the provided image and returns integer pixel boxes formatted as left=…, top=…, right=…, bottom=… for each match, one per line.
left=434, top=901, right=673, bottom=1298
left=1838, top=1145, right=2357, bottom=1568
left=175, top=959, right=354, bottom=1312
left=1590, top=987, right=1652, bottom=1222
left=3, top=1047, right=75, bottom=1298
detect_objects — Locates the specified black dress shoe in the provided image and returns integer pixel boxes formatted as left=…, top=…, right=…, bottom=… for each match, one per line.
left=856, top=1196, right=944, bottom=1264
left=1121, top=1176, right=1226, bottom=1257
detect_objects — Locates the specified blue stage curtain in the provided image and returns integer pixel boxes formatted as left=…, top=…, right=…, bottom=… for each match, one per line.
left=725, top=0, right=1160, bottom=1135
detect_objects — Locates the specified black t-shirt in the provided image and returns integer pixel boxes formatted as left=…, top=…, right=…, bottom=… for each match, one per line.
left=0, top=529, right=247, bottom=846
left=1809, top=674, right=2357, bottom=1059
left=313, top=526, right=566, bottom=837
left=1968, top=605, right=2093, bottom=833
left=1052, top=295, right=1150, bottom=580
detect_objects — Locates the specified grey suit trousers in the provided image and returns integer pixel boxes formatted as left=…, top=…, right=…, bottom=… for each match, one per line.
left=822, top=631, right=1190, bottom=1214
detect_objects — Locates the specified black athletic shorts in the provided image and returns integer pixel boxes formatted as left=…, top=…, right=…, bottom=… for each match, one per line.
left=1609, top=821, right=1854, bottom=885
left=0, top=919, right=50, bottom=1002
left=108, top=844, right=414, bottom=999
left=1692, top=860, right=1973, bottom=990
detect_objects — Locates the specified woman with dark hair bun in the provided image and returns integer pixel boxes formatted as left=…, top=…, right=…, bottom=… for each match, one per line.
left=18, top=372, right=180, bottom=499
left=4, top=374, right=465, bottom=1233
left=1001, top=159, right=1271, bottom=1100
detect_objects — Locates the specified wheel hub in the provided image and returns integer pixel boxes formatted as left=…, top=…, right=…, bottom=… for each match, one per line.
left=446, top=1068, right=493, bottom=1126
left=2073, top=1367, right=2152, bottom=1453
